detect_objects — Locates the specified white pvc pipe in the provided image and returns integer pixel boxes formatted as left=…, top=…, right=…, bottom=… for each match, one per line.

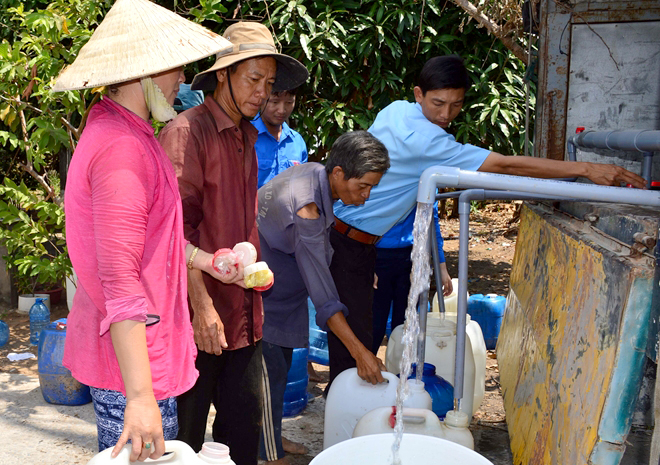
left=417, top=166, right=660, bottom=207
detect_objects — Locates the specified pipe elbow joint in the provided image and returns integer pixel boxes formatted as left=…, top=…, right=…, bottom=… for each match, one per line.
left=417, top=166, right=460, bottom=203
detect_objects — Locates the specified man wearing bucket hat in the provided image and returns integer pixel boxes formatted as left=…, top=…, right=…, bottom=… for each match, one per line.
left=158, top=21, right=308, bottom=465
left=53, top=0, right=236, bottom=462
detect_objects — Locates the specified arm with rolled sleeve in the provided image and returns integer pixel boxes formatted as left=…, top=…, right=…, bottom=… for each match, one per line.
left=90, top=137, right=152, bottom=333
left=89, top=137, right=162, bottom=458
left=294, top=212, right=386, bottom=384
left=292, top=215, right=346, bottom=331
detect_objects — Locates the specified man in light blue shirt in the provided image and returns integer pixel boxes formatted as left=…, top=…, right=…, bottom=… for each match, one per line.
left=327, top=55, right=646, bottom=384
left=371, top=204, right=449, bottom=354
left=252, top=88, right=308, bottom=188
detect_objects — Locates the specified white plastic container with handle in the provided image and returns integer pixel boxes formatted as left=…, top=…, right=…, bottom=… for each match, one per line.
left=352, top=407, right=474, bottom=450
left=323, top=368, right=399, bottom=449
left=431, top=278, right=466, bottom=314
left=386, top=316, right=479, bottom=418
left=86, top=440, right=236, bottom=465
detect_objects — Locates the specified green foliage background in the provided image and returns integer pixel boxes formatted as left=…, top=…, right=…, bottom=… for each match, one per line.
left=176, top=0, right=535, bottom=160
left=0, top=0, right=534, bottom=291
left=0, top=0, right=534, bottom=172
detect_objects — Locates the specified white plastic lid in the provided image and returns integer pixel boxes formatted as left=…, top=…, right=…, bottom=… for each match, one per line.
left=244, top=261, right=269, bottom=276
left=233, top=242, right=257, bottom=267
left=444, top=410, right=469, bottom=428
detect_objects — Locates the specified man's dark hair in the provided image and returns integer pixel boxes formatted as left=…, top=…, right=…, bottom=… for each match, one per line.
left=271, top=88, right=297, bottom=98
left=418, top=55, right=470, bottom=95
left=325, top=131, right=390, bottom=179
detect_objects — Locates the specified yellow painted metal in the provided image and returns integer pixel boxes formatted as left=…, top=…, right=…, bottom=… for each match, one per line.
left=498, top=204, right=653, bottom=465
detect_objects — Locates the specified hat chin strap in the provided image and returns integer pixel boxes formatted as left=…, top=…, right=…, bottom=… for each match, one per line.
left=141, top=77, right=177, bottom=122
left=226, top=70, right=252, bottom=122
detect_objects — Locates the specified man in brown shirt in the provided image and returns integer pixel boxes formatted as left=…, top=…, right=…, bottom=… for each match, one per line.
left=158, top=22, right=307, bottom=465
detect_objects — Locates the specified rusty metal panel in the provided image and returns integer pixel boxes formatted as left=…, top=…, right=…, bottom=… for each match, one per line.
left=534, top=0, right=571, bottom=160
left=565, top=21, right=660, bottom=176
left=498, top=203, right=656, bottom=465
left=535, top=0, right=660, bottom=163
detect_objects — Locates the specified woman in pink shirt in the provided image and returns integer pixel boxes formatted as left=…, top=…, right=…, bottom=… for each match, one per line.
left=52, top=0, right=238, bottom=461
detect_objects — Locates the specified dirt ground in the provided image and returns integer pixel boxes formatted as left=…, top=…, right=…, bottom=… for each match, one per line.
left=0, top=202, right=518, bottom=464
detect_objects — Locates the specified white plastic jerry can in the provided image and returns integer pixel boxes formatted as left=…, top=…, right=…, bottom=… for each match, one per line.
left=86, top=440, right=236, bottom=465
left=405, top=379, right=433, bottom=410
left=386, top=316, right=480, bottom=418
left=433, top=311, right=487, bottom=416
left=323, top=368, right=399, bottom=450
left=431, top=278, right=467, bottom=314
left=352, top=407, right=474, bottom=450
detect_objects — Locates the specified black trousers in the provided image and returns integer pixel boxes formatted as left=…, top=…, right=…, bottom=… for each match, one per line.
left=176, top=341, right=263, bottom=465
left=259, top=341, right=293, bottom=461
left=327, top=229, right=377, bottom=387
left=371, top=245, right=414, bottom=354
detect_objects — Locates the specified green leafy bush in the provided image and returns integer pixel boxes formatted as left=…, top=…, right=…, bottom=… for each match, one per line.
left=0, top=178, right=70, bottom=294
left=0, top=0, right=534, bottom=294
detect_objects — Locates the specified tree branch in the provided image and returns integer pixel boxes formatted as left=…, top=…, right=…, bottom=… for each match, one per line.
left=14, top=96, right=59, bottom=205
left=0, top=94, right=78, bottom=136
left=450, top=0, right=529, bottom=64
left=17, top=161, right=61, bottom=205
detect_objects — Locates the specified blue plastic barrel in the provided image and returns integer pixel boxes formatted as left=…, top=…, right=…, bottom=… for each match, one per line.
left=0, top=320, right=8, bottom=347
left=282, top=347, right=309, bottom=417
left=409, top=363, right=454, bottom=419
left=37, top=318, right=92, bottom=405
left=468, top=294, right=506, bottom=350
left=308, top=299, right=329, bottom=366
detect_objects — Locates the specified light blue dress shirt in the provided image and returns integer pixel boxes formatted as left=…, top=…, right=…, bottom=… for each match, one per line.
left=377, top=203, right=445, bottom=263
left=334, top=100, right=490, bottom=236
left=252, top=116, right=308, bottom=188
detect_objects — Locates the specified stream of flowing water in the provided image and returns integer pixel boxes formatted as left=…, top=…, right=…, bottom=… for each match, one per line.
left=391, top=202, right=433, bottom=465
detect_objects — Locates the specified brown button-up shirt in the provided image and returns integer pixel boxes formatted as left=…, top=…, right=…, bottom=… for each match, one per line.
left=159, top=95, right=263, bottom=350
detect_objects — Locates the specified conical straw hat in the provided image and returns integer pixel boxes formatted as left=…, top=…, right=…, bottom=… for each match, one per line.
left=53, top=0, right=232, bottom=91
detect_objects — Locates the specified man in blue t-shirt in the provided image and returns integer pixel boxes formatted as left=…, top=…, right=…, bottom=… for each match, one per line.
left=252, top=88, right=308, bottom=188
left=328, top=55, right=646, bottom=385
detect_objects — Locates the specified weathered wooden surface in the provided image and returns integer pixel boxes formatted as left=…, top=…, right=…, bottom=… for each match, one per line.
left=498, top=203, right=655, bottom=465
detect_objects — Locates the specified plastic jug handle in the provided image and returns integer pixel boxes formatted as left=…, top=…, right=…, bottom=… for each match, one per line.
left=147, top=440, right=200, bottom=463
left=385, top=407, right=432, bottom=428
left=357, top=370, right=398, bottom=387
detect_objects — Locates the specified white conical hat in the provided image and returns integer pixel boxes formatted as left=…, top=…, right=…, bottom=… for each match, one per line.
left=53, top=0, right=232, bottom=91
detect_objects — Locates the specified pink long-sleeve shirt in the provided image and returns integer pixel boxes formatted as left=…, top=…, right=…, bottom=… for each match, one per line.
left=63, top=97, right=198, bottom=399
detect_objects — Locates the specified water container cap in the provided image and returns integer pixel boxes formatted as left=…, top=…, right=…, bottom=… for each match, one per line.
left=35, top=298, right=44, bottom=304
left=444, top=410, right=469, bottom=428
left=407, top=379, right=426, bottom=391
left=200, top=442, right=230, bottom=459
